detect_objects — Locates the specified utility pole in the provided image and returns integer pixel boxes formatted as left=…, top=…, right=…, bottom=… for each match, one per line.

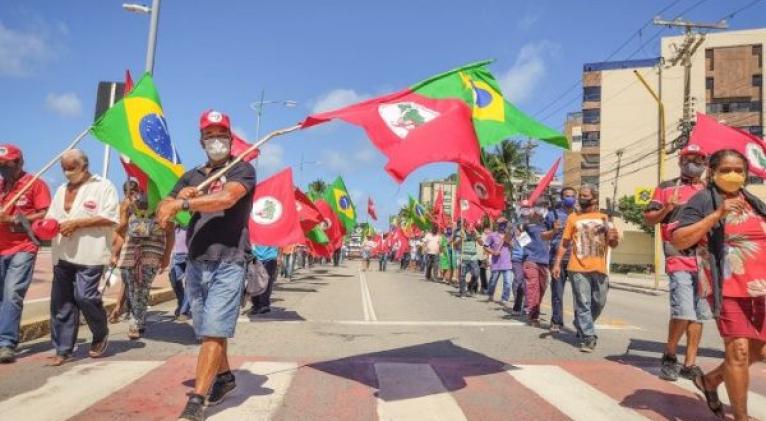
left=653, top=16, right=727, bottom=152
left=523, top=138, right=535, bottom=199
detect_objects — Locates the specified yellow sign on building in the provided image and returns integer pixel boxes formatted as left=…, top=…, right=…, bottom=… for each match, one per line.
left=634, top=187, right=653, bottom=206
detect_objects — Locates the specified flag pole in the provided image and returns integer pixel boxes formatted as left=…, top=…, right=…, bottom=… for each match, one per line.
left=2, top=127, right=92, bottom=213
left=196, top=124, right=301, bottom=192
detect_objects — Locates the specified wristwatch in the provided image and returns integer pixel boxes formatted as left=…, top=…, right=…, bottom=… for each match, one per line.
left=181, top=199, right=190, bottom=211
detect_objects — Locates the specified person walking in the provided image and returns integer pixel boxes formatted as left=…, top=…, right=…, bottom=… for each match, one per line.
left=423, top=227, right=441, bottom=280
left=510, top=224, right=526, bottom=315
left=170, top=224, right=191, bottom=321
left=456, top=221, right=481, bottom=298
left=250, top=245, right=278, bottom=316
left=552, top=184, right=619, bottom=352
left=46, top=149, right=119, bottom=366
left=439, top=226, right=456, bottom=284
left=521, top=204, right=551, bottom=328
left=156, top=110, right=255, bottom=420
left=0, top=144, right=51, bottom=363
left=672, top=149, right=766, bottom=420
left=645, top=145, right=711, bottom=382
left=544, top=187, right=577, bottom=333
left=485, top=218, right=513, bottom=304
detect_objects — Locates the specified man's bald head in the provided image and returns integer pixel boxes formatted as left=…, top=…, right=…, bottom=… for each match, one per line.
left=61, top=149, right=89, bottom=171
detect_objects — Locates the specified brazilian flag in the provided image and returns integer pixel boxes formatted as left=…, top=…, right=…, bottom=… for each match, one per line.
left=91, top=73, right=184, bottom=210
left=407, top=195, right=431, bottom=231
left=324, top=176, right=356, bottom=232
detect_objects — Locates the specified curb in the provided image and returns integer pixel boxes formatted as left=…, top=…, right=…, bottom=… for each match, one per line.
left=610, top=282, right=667, bottom=296
left=19, top=287, right=176, bottom=344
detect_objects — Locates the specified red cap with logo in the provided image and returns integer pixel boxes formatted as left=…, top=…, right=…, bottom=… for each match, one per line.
left=32, top=219, right=60, bottom=241
left=199, top=110, right=231, bottom=131
left=680, top=144, right=707, bottom=158
left=0, top=144, right=22, bottom=161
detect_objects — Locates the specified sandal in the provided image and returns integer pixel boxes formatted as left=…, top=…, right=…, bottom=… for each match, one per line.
left=693, top=372, right=725, bottom=419
left=46, top=354, right=71, bottom=367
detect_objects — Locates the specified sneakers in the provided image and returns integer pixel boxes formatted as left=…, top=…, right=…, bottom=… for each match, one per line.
left=0, top=347, right=15, bottom=364
left=207, top=372, right=237, bottom=406
left=178, top=394, right=205, bottom=421
left=679, top=364, right=704, bottom=381
left=88, top=337, right=109, bottom=358
left=580, top=336, right=597, bottom=353
left=659, top=353, right=681, bottom=381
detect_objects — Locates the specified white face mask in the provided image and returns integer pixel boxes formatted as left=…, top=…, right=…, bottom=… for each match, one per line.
left=204, top=137, right=230, bottom=162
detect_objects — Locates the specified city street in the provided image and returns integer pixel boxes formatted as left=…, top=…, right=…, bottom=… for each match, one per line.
left=1, top=261, right=763, bottom=420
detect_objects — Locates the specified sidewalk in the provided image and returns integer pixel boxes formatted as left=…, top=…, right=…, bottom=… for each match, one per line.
left=609, top=272, right=669, bottom=296
left=19, top=250, right=176, bottom=343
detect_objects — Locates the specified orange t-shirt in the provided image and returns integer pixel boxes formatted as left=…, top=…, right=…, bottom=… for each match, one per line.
left=562, top=211, right=615, bottom=275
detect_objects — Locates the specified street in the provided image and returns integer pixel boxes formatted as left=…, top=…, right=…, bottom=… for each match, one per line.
left=1, top=261, right=763, bottom=420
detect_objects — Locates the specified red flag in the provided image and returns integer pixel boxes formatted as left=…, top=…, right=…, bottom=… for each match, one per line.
left=307, top=238, right=333, bottom=259
left=248, top=168, right=304, bottom=247
left=301, top=89, right=481, bottom=183
left=393, top=227, right=410, bottom=260
left=315, top=199, right=345, bottom=250
left=458, top=163, right=505, bottom=211
left=231, top=131, right=261, bottom=162
left=294, top=188, right=322, bottom=232
left=689, top=113, right=766, bottom=177
left=367, top=197, right=378, bottom=221
left=527, top=158, right=561, bottom=205
left=119, top=70, right=151, bottom=191
left=431, top=188, right=449, bottom=229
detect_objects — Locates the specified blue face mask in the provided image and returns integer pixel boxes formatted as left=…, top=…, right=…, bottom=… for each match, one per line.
left=562, top=197, right=576, bottom=208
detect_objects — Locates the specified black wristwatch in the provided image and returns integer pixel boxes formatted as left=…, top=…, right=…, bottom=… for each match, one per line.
left=181, top=199, right=190, bottom=211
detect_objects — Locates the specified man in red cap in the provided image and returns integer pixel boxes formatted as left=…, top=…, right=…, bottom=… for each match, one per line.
left=156, top=110, right=255, bottom=421
left=645, top=144, right=710, bottom=382
left=0, top=144, right=51, bottom=363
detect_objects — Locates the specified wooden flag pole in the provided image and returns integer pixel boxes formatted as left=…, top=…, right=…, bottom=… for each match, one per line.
left=2, top=127, right=92, bottom=214
left=195, top=124, right=301, bottom=193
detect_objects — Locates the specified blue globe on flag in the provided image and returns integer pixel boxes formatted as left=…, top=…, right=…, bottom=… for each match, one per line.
left=140, top=113, right=174, bottom=161
left=339, top=195, right=352, bottom=210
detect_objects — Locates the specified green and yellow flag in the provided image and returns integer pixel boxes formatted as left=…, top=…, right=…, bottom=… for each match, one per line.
left=407, top=195, right=431, bottom=231
left=91, top=73, right=184, bottom=209
left=324, top=176, right=356, bottom=232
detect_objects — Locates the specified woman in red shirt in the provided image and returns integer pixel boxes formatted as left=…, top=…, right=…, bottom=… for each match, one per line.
left=673, top=149, right=766, bottom=420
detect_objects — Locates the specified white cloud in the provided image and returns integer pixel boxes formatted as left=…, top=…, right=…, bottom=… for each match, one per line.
left=311, top=88, right=369, bottom=113
left=45, top=92, right=82, bottom=117
left=321, top=149, right=349, bottom=172
left=257, top=143, right=284, bottom=172
left=353, top=146, right=376, bottom=163
left=0, top=21, right=57, bottom=77
left=516, top=10, right=541, bottom=30
left=320, top=145, right=377, bottom=172
left=498, top=41, right=560, bottom=104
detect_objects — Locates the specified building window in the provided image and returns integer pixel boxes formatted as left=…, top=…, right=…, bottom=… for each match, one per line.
left=582, top=139, right=600, bottom=147
left=582, top=109, right=600, bottom=124
left=581, top=176, right=599, bottom=186
left=706, top=77, right=713, bottom=90
left=747, top=126, right=763, bottom=136
left=582, top=131, right=600, bottom=141
left=572, top=135, right=583, bottom=144
left=583, top=86, right=601, bottom=102
left=754, top=75, right=762, bottom=87
left=707, top=101, right=762, bottom=114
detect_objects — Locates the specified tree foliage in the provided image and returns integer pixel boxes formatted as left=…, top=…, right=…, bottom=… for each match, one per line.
left=617, top=195, right=655, bottom=236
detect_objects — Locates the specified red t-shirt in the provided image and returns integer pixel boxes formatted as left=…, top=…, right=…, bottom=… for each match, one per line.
left=647, top=178, right=704, bottom=273
left=0, top=173, right=52, bottom=255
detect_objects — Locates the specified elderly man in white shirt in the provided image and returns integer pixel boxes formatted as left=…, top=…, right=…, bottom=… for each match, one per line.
left=46, top=150, right=119, bottom=366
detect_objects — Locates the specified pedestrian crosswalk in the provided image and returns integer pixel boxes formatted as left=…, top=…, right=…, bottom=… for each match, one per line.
left=1, top=356, right=761, bottom=420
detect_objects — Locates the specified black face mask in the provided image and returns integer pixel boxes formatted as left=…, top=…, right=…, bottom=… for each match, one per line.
left=0, top=165, right=15, bottom=180
left=578, top=198, right=593, bottom=209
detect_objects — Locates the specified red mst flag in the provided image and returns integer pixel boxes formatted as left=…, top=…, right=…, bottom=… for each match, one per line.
left=458, top=163, right=505, bottom=212
left=431, top=188, right=449, bottom=229
left=393, top=227, right=410, bottom=260
left=367, top=197, right=378, bottom=221
left=689, top=113, right=766, bottom=177
left=230, top=131, right=261, bottom=162
left=248, top=168, right=304, bottom=247
left=527, top=158, right=561, bottom=205
left=294, top=188, right=323, bottom=232
left=315, top=199, right=345, bottom=250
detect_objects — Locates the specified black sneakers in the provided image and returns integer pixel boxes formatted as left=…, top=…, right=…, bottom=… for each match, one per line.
left=207, top=372, right=237, bottom=406
left=178, top=394, right=205, bottom=421
left=679, top=364, right=704, bottom=381
left=659, top=353, right=681, bottom=381
left=579, top=336, right=597, bottom=353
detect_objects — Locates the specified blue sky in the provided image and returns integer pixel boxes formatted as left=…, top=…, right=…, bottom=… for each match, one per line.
left=1, top=0, right=764, bottom=229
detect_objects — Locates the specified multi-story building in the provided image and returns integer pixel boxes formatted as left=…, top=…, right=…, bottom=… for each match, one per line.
left=419, top=178, right=457, bottom=218
left=561, top=27, right=766, bottom=267
left=563, top=112, right=584, bottom=187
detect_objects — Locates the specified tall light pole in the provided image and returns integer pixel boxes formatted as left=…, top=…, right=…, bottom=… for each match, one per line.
left=250, top=90, right=298, bottom=141
left=105, top=0, right=161, bottom=178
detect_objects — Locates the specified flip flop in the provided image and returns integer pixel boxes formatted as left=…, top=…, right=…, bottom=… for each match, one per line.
left=693, top=372, right=725, bottom=419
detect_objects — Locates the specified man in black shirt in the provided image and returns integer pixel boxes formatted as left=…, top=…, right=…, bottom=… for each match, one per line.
left=156, top=110, right=255, bottom=421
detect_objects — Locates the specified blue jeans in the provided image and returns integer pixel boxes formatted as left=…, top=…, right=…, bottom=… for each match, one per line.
left=488, top=269, right=512, bottom=301
left=379, top=254, right=387, bottom=271
left=550, top=261, right=569, bottom=327
left=0, top=253, right=36, bottom=349
left=169, top=253, right=190, bottom=316
left=460, top=260, right=480, bottom=295
left=186, top=260, right=246, bottom=338
left=571, top=271, right=609, bottom=338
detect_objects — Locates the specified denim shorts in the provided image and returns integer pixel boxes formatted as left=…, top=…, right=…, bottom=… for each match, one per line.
left=669, top=271, right=712, bottom=322
left=186, top=259, right=246, bottom=338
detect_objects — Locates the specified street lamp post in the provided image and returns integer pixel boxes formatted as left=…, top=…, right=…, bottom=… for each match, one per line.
left=249, top=91, right=298, bottom=169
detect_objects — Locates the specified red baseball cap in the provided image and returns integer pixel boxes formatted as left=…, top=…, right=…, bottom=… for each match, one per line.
left=32, top=219, right=60, bottom=241
left=199, top=110, right=231, bottom=131
left=0, top=144, right=22, bottom=161
left=680, top=144, right=707, bottom=158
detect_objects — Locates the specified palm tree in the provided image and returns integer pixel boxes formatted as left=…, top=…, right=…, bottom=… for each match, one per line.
left=307, top=179, right=327, bottom=197
left=482, top=139, right=533, bottom=202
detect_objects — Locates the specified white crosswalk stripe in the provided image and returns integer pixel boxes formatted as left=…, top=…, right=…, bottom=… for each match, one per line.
left=208, top=362, right=298, bottom=420
left=0, top=361, right=161, bottom=421
left=507, top=365, right=649, bottom=421
left=374, top=362, right=467, bottom=421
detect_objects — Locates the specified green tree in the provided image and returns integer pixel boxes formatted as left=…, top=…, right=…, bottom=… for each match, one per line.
left=481, top=139, right=534, bottom=203
left=617, top=195, right=655, bottom=236
left=307, top=179, right=327, bottom=198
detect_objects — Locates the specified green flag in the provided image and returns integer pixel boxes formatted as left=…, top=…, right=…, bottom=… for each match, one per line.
left=307, top=226, right=329, bottom=244
left=324, top=176, right=357, bottom=232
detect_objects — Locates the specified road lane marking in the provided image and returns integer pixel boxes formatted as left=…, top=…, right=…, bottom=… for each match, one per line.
left=507, top=365, right=648, bottom=421
left=208, top=361, right=298, bottom=420
left=359, top=270, right=378, bottom=322
left=0, top=361, right=161, bottom=421
left=238, top=318, right=525, bottom=327
left=359, top=269, right=371, bottom=321
left=375, top=362, right=467, bottom=421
